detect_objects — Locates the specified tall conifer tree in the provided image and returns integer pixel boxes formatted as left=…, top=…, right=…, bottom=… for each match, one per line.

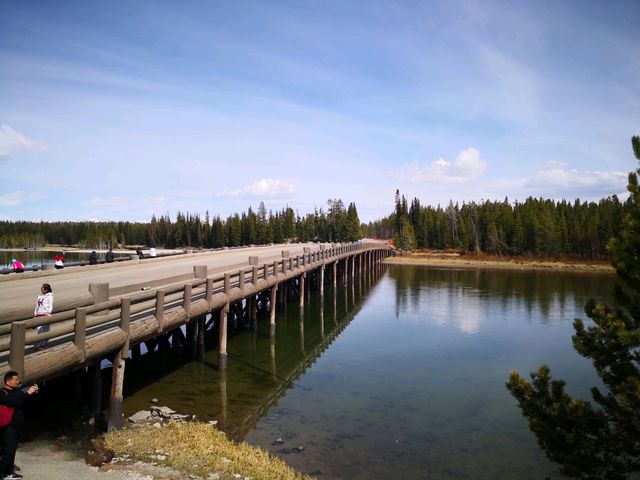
left=506, top=134, right=640, bottom=479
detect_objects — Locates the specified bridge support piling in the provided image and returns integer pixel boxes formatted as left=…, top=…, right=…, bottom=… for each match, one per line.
left=88, top=363, right=102, bottom=421
left=107, top=348, right=126, bottom=430
left=299, top=274, right=305, bottom=308
left=197, top=315, right=205, bottom=361
left=218, top=304, right=229, bottom=370
left=269, top=286, right=278, bottom=336
left=332, top=262, right=337, bottom=289
left=320, top=265, right=325, bottom=297
left=186, top=321, right=196, bottom=357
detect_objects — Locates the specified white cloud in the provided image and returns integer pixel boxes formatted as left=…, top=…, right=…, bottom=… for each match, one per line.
left=0, top=124, right=46, bottom=157
left=395, top=148, right=486, bottom=183
left=523, top=162, right=627, bottom=196
left=216, top=178, right=297, bottom=199
left=0, top=191, right=44, bottom=207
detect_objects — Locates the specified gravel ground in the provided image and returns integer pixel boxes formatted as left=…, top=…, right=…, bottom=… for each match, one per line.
left=16, top=440, right=189, bottom=480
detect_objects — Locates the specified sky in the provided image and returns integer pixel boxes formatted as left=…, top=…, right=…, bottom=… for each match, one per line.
left=0, top=0, right=638, bottom=223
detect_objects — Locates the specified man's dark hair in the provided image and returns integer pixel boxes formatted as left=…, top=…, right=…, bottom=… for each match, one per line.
left=4, top=371, right=18, bottom=383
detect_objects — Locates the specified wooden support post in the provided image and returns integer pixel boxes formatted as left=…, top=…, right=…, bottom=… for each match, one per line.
left=121, top=298, right=130, bottom=359
left=186, top=322, right=196, bottom=357
left=108, top=341, right=127, bottom=430
left=299, top=274, right=305, bottom=308
left=351, top=256, right=355, bottom=279
left=9, top=322, right=26, bottom=379
left=74, top=307, right=87, bottom=362
left=218, top=304, right=229, bottom=370
left=344, top=258, right=348, bottom=284
left=155, top=290, right=165, bottom=332
left=333, top=262, right=337, bottom=289
left=197, top=315, right=205, bottom=361
left=183, top=284, right=192, bottom=320
left=88, top=363, right=102, bottom=419
left=239, top=270, right=245, bottom=294
left=250, top=294, right=257, bottom=320
left=206, top=278, right=213, bottom=308
left=320, top=265, right=325, bottom=297
left=193, top=265, right=208, bottom=278
left=269, top=286, right=278, bottom=336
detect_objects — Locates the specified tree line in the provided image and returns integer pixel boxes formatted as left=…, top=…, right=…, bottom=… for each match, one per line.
left=362, top=190, right=628, bottom=259
left=0, top=200, right=362, bottom=249
left=0, top=191, right=631, bottom=261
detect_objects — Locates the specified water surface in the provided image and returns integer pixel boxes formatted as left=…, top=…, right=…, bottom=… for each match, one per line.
left=124, top=265, right=615, bottom=479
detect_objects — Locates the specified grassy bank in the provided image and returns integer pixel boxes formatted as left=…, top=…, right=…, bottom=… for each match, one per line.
left=105, top=422, right=314, bottom=480
left=385, top=250, right=615, bottom=273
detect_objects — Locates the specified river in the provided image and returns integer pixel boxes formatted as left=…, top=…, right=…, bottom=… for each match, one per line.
left=121, top=264, right=616, bottom=479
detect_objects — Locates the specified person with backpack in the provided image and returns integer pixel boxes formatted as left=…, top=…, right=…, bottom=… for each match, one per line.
left=0, top=371, right=38, bottom=480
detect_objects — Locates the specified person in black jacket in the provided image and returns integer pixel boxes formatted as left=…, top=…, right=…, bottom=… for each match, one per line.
left=0, top=371, right=38, bottom=480
left=105, top=249, right=114, bottom=263
left=89, top=251, right=98, bottom=265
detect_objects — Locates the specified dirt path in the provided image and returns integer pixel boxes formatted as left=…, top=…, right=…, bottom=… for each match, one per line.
left=16, top=439, right=188, bottom=480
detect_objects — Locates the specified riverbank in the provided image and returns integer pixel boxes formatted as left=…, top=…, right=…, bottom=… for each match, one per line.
left=15, top=422, right=313, bottom=480
left=385, top=251, right=615, bottom=273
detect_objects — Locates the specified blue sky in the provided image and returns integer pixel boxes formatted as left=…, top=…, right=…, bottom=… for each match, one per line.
left=0, top=0, right=638, bottom=223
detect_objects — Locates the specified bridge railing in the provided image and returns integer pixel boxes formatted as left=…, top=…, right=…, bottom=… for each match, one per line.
left=1, top=242, right=392, bottom=381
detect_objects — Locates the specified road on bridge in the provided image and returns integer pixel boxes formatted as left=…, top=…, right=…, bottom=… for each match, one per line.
left=0, top=243, right=321, bottom=318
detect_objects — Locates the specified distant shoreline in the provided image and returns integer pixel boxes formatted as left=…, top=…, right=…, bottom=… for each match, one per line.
left=384, top=253, right=615, bottom=273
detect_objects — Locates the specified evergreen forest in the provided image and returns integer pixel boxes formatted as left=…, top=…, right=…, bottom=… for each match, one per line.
left=362, top=191, right=627, bottom=259
left=0, top=192, right=630, bottom=261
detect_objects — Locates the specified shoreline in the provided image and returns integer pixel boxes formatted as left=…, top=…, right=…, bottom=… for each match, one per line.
left=384, top=255, right=615, bottom=273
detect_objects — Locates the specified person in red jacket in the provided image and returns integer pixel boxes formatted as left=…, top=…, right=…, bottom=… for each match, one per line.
left=53, top=253, right=64, bottom=269
left=10, top=259, right=24, bottom=273
left=0, top=371, right=38, bottom=480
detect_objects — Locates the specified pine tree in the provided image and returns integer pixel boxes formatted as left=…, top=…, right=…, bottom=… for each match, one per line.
left=506, top=134, right=640, bottom=479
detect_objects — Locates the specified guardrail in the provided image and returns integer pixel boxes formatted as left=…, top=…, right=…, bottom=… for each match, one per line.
left=1, top=242, right=392, bottom=383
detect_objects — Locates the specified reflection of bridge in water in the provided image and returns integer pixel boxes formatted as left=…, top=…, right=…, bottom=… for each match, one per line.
left=121, top=261, right=387, bottom=440
left=221, top=264, right=387, bottom=440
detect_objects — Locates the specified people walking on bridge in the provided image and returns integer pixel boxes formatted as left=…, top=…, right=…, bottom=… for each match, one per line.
left=10, top=259, right=23, bottom=273
left=53, top=252, right=64, bottom=269
left=89, top=250, right=98, bottom=265
left=106, top=248, right=114, bottom=263
left=136, top=247, right=144, bottom=258
left=34, top=283, right=53, bottom=350
left=0, top=371, right=39, bottom=480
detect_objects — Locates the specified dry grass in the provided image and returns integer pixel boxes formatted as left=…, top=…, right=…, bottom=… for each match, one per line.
left=105, top=422, right=314, bottom=480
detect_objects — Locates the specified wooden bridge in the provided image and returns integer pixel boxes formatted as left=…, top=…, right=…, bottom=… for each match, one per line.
left=0, top=241, right=392, bottom=428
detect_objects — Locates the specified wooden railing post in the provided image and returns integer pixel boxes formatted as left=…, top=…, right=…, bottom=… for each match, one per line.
left=155, top=290, right=165, bottom=332
left=263, top=263, right=269, bottom=279
left=206, top=278, right=213, bottom=308
left=238, top=270, right=245, bottom=294
left=74, top=307, right=87, bottom=362
left=183, top=284, right=192, bottom=319
left=120, top=299, right=130, bottom=359
left=252, top=266, right=258, bottom=285
left=224, top=273, right=230, bottom=295
left=9, top=322, right=26, bottom=379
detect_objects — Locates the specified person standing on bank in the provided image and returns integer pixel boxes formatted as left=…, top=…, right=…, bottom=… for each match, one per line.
left=34, top=283, right=53, bottom=350
left=0, top=371, right=38, bottom=480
